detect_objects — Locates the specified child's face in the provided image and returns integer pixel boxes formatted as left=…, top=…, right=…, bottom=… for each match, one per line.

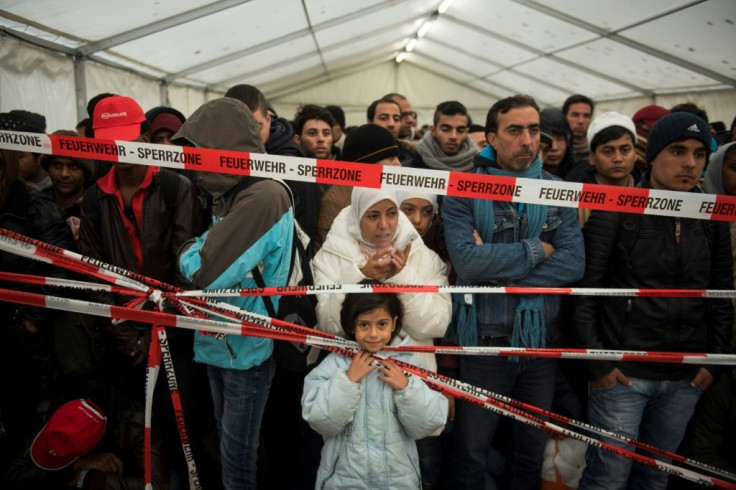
left=354, top=307, right=397, bottom=353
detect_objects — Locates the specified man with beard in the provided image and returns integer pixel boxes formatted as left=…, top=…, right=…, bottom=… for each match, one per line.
left=442, top=95, right=584, bottom=489
left=409, top=101, right=477, bottom=173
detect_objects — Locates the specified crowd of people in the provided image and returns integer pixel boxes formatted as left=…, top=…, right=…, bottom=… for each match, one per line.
left=0, top=87, right=735, bottom=490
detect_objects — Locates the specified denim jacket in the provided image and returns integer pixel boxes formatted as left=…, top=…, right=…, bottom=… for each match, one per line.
left=442, top=170, right=585, bottom=342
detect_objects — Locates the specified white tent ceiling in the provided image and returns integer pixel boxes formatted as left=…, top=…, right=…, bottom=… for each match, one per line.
left=1, top=0, right=734, bottom=129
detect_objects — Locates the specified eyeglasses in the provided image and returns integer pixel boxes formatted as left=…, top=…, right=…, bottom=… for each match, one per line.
left=401, top=111, right=417, bottom=120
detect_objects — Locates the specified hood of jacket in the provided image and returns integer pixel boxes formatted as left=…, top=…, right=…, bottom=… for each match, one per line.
left=265, top=117, right=305, bottom=158
left=703, top=141, right=736, bottom=195
left=172, top=97, right=265, bottom=199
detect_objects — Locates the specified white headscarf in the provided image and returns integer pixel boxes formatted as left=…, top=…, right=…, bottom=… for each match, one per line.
left=348, top=187, right=399, bottom=246
left=396, top=191, right=438, bottom=215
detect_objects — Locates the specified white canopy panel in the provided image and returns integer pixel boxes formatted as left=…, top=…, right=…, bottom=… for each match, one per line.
left=0, top=0, right=733, bottom=130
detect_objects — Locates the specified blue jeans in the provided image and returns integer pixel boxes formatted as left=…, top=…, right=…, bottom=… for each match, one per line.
left=449, top=355, right=557, bottom=490
left=208, top=358, right=275, bottom=490
left=579, top=377, right=703, bottom=490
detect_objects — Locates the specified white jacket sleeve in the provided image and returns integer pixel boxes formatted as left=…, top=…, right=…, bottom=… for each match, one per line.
left=311, top=246, right=366, bottom=337
left=302, top=354, right=363, bottom=437
left=386, top=241, right=451, bottom=341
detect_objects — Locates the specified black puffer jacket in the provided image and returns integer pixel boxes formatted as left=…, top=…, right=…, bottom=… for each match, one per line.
left=570, top=183, right=733, bottom=381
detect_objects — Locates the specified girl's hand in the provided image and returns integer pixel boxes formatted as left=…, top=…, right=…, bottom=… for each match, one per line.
left=346, top=350, right=377, bottom=383
left=473, top=229, right=483, bottom=245
left=360, top=247, right=394, bottom=281
left=378, top=359, right=409, bottom=390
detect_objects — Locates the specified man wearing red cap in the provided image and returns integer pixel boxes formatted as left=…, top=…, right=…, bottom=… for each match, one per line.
left=77, top=96, right=213, bottom=485
left=146, top=107, right=186, bottom=146
left=632, top=104, right=670, bottom=173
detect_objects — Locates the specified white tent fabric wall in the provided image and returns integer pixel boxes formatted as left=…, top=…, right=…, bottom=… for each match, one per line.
left=85, top=63, right=162, bottom=120
left=0, top=38, right=76, bottom=132
left=1, top=0, right=735, bottom=132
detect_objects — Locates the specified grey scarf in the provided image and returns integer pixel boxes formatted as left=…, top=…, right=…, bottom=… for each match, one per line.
left=415, top=131, right=476, bottom=171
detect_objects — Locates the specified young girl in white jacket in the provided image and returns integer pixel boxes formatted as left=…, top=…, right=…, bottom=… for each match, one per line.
left=311, top=187, right=451, bottom=371
left=302, top=290, right=448, bottom=489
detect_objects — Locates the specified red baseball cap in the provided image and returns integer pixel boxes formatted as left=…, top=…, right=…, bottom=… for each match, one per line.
left=31, top=399, right=107, bottom=470
left=93, top=96, right=145, bottom=141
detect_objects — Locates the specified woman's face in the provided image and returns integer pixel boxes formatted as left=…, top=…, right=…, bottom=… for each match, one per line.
left=359, top=199, right=399, bottom=248
left=400, top=198, right=434, bottom=236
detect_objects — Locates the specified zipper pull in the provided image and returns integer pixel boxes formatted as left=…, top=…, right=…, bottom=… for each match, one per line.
left=675, top=219, right=681, bottom=245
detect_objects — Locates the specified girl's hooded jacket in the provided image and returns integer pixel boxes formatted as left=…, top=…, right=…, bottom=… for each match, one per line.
left=302, top=344, right=448, bottom=490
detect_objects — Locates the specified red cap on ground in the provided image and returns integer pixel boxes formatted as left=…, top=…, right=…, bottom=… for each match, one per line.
left=30, top=399, right=107, bottom=470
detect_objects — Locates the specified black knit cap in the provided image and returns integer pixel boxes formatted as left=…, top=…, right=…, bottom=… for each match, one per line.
left=647, top=112, right=712, bottom=164
left=0, top=110, right=46, bottom=133
left=342, top=124, right=399, bottom=163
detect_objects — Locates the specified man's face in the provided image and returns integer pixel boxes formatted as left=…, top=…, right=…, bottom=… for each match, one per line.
left=469, top=131, right=487, bottom=152
left=151, top=129, right=175, bottom=145
left=296, top=119, right=333, bottom=159
left=589, top=134, right=636, bottom=185
left=566, top=102, right=593, bottom=140
left=393, top=97, right=417, bottom=139
left=18, top=152, right=40, bottom=180
left=488, top=106, right=540, bottom=172
left=431, top=114, right=469, bottom=156
left=251, top=109, right=272, bottom=145
left=371, top=102, right=401, bottom=138
left=545, top=134, right=568, bottom=166
left=649, top=139, right=706, bottom=191
left=47, top=157, right=86, bottom=197
left=721, top=149, right=736, bottom=196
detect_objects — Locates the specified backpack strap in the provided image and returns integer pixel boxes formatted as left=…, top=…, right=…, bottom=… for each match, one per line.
left=81, top=184, right=103, bottom=237
left=157, top=169, right=181, bottom=207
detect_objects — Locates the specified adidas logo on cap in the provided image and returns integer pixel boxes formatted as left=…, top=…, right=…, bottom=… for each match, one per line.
left=687, top=124, right=700, bottom=132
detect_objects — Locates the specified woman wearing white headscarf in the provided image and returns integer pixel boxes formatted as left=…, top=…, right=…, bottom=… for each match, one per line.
left=311, top=187, right=451, bottom=371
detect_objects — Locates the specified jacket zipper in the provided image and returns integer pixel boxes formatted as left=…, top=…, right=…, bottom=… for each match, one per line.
left=675, top=218, right=681, bottom=245
left=321, top=456, right=339, bottom=489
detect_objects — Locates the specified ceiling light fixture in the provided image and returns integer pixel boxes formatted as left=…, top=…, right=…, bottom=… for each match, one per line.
left=438, top=0, right=455, bottom=14
left=417, top=21, right=433, bottom=38
left=395, top=2, right=452, bottom=64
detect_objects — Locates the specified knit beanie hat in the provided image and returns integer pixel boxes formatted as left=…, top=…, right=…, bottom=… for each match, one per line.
left=646, top=112, right=711, bottom=164
left=632, top=104, right=670, bottom=136
left=343, top=124, right=399, bottom=163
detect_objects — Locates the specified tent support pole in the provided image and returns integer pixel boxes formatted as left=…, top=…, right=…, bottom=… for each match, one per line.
left=73, top=56, right=87, bottom=123
left=159, top=81, right=169, bottom=107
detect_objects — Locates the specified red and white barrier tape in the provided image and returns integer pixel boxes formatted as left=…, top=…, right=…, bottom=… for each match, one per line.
left=143, top=325, right=160, bottom=490
left=175, top=283, right=736, bottom=299
left=156, top=327, right=202, bottom=490
left=2, top=130, right=735, bottom=221
left=1, top=285, right=733, bottom=487
left=2, top=227, right=735, bottom=486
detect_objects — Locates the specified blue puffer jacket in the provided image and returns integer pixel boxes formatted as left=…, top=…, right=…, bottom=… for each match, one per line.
left=302, top=347, right=448, bottom=489
left=442, top=153, right=585, bottom=342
